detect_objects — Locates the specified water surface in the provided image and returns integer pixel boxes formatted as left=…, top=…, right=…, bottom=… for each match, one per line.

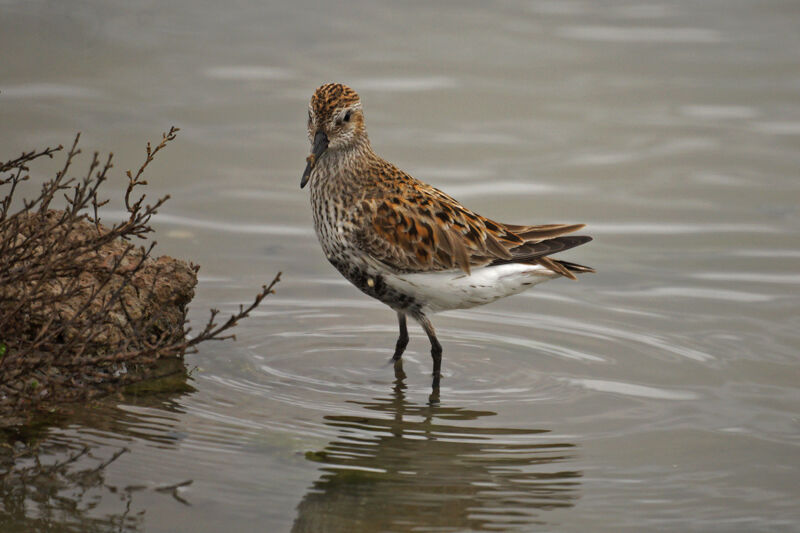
left=1, top=0, right=799, bottom=531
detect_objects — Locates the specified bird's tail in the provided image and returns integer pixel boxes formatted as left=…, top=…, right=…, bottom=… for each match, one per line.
left=551, top=258, right=595, bottom=279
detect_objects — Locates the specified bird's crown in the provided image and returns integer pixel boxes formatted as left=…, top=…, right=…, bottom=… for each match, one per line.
left=310, top=83, right=361, bottom=123
left=301, top=83, right=368, bottom=187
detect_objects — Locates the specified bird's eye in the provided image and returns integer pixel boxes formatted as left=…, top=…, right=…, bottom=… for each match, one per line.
left=343, top=110, right=352, bottom=122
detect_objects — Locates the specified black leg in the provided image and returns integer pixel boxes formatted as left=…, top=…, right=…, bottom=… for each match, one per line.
left=416, top=313, right=442, bottom=386
left=428, top=383, right=440, bottom=406
left=393, top=359, right=407, bottom=386
left=392, top=312, right=409, bottom=362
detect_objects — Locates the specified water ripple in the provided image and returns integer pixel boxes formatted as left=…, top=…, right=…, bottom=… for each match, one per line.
left=100, top=209, right=312, bottom=236
left=610, top=286, right=775, bottom=303
left=557, top=26, right=723, bottom=43
left=453, top=309, right=715, bottom=363
left=202, top=65, right=294, bottom=81
left=566, top=378, right=698, bottom=400
left=692, top=272, right=800, bottom=285
left=350, top=76, right=457, bottom=91
left=591, top=222, right=779, bottom=235
left=441, top=181, right=561, bottom=197
left=0, top=83, right=101, bottom=99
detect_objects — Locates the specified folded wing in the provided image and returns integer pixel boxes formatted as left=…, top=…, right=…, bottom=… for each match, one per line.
left=352, top=173, right=592, bottom=278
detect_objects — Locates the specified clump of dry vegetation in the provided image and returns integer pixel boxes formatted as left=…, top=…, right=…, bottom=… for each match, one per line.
left=0, top=128, right=279, bottom=424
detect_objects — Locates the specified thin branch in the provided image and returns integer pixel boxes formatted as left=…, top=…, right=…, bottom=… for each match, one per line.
left=1, top=128, right=279, bottom=418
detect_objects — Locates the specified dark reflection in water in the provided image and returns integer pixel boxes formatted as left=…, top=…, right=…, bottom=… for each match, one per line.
left=293, top=365, right=581, bottom=532
left=0, top=362, right=194, bottom=532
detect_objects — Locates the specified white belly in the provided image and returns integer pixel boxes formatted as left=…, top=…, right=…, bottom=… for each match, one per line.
left=383, top=263, right=559, bottom=313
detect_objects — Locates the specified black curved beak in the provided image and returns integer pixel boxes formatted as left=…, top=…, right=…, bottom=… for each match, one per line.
left=301, top=130, right=329, bottom=188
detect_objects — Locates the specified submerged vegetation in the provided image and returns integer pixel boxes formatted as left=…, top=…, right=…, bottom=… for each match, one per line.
left=0, top=129, right=279, bottom=425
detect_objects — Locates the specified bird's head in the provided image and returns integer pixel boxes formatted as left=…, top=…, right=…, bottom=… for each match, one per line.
left=301, top=83, right=367, bottom=188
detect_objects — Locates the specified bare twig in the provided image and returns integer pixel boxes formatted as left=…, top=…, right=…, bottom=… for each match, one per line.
left=0, top=129, right=279, bottom=418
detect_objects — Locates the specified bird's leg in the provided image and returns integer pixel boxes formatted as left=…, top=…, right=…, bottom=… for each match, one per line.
left=416, top=313, right=442, bottom=387
left=392, top=312, right=409, bottom=363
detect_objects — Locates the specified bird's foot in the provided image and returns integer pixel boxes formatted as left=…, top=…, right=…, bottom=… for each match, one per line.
left=429, top=374, right=441, bottom=405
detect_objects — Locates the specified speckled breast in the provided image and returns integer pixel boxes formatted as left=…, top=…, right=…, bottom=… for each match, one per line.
left=309, top=171, right=421, bottom=313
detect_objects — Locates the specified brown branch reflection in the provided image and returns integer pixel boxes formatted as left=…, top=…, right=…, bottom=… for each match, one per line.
left=0, top=360, right=195, bottom=532
left=293, top=364, right=582, bottom=532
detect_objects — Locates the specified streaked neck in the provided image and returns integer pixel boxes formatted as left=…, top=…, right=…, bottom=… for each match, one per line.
left=316, top=135, right=374, bottom=178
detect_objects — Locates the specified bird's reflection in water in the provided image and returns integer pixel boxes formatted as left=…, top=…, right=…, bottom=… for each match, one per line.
left=292, top=363, right=581, bottom=532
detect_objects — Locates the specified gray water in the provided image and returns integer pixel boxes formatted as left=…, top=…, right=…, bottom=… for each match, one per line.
left=2, top=0, right=799, bottom=531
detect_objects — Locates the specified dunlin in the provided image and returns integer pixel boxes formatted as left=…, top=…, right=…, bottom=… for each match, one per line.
left=302, top=83, right=593, bottom=384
